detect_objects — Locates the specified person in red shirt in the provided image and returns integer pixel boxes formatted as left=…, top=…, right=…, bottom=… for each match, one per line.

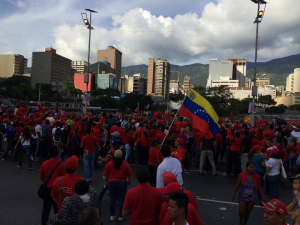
left=225, top=126, right=243, bottom=178
left=194, top=130, right=204, bottom=168
left=91, top=123, right=101, bottom=169
left=148, top=140, right=161, bottom=187
left=124, top=127, right=133, bottom=163
left=250, top=131, right=260, bottom=148
left=172, top=138, right=187, bottom=171
left=133, top=123, right=148, bottom=140
left=175, top=117, right=187, bottom=132
left=80, top=126, right=100, bottom=182
left=122, top=166, right=164, bottom=224
left=110, top=121, right=126, bottom=142
left=149, top=124, right=158, bottom=140
left=103, top=150, right=132, bottom=221
left=39, top=145, right=65, bottom=225
left=135, top=131, right=151, bottom=165
left=51, top=155, right=85, bottom=212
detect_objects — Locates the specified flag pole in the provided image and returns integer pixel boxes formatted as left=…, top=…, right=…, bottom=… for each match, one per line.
left=160, top=90, right=190, bottom=145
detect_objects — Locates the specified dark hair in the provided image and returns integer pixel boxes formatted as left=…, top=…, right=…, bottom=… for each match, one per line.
left=61, top=125, right=71, bottom=145
left=270, top=124, right=274, bottom=129
left=113, top=157, right=123, bottom=170
left=168, top=131, right=175, bottom=138
left=45, top=119, right=50, bottom=124
left=49, top=145, right=59, bottom=157
left=77, top=207, right=101, bottom=225
left=75, top=179, right=89, bottom=195
left=164, top=139, right=173, bottom=146
left=22, top=126, right=31, bottom=140
left=236, top=131, right=241, bottom=138
left=266, top=138, right=273, bottom=143
left=117, top=121, right=121, bottom=127
left=250, top=131, right=257, bottom=138
left=244, top=130, right=249, bottom=136
left=86, top=126, right=91, bottom=134
left=169, top=192, right=189, bottom=220
left=271, top=153, right=281, bottom=159
left=136, top=165, right=149, bottom=184
left=143, top=131, right=149, bottom=140
left=161, top=145, right=171, bottom=157
left=246, top=161, right=254, bottom=167
left=56, top=121, right=61, bottom=127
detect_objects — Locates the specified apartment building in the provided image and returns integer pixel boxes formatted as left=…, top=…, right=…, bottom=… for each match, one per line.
left=0, top=54, right=27, bottom=78
left=286, top=68, right=300, bottom=93
left=31, top=48, right=73, bottom=88
left=183, top=76, right=191, bottom=94
left=251, top=77, right=270, bottom=87
left=227, top=58, right=247, bottom=76
left=154, top=58, right=171, bottom=99
left=147, top=58, right=155, bottom=95
left=72, top=61, right=89, bottom=73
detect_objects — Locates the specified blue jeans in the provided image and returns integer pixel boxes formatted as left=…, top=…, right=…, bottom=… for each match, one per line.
left=98, top=182, right=108, bottom=202
left=83, top=153, right=95, bottom=180
left=18, top=145, right=32, bottom=168
left=125, top=144, right=131, bottom=162
left=108, top=181, right=127, bottom=217
left=267, top=174, right=281, bottom=199
left=226, top=151, right=241, bottom=175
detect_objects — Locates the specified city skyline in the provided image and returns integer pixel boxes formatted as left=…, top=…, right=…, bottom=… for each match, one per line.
left=1, top=0, right=300, bottom=67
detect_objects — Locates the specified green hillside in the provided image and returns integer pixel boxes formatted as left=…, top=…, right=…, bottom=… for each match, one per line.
left=121, top=53, right=300, bottom=87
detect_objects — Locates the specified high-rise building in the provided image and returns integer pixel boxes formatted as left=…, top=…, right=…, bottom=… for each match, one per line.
left=0, top=54, right=27, bottom=78
left=31, top=48, right=73, bottom=88
left=72, top=61, right=89, bottom=73
left=251, top=77, right=270, bottom=87
left=88, top=61, right=114, bottom=75
left=120, top=75, right=129, bottom=93
left=97, top=46, right=122, bottom=90
left=147, top=58, right=155, bottom=95
left=133, top=73, right=145, bottom=94
left=154, top=58, right=171, bottom=99
left=227, top=58, right=247, bottom=76
left=286, top=69, right=300, bottom=93
left=170, top=80, right=184, bottom=94
left=183, top=76, right=191, bottom=94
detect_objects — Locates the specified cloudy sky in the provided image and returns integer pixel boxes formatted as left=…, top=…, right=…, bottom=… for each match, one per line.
left=1, top=0, right=300, bottom=67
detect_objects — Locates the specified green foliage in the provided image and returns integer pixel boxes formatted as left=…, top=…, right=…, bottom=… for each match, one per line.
left=34, top=83, right=60, bottom=102
left=169, top=93, right=185, bottom=102
left=258, top=95, right=276, bottom=107
left=90, top=88, right=120, bottom=97
left=90, top=96, right=119, bottom=109
left=62, top=77, right=74, bottom=92
left=120, top=93, right=154, bottom=111
left=0, top=76, right=33, bottom=100
left=289, top=104, right=300, bottom=110
left=268, top=104, right=286, bottom=114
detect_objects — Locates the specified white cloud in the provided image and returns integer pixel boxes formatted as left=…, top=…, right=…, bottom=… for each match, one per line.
left=5, top=0, right=25, bottom=8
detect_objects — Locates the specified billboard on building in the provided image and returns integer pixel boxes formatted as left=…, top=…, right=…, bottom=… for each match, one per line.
left=114, top=77, right=118, bottom=89
left=109, top=75, right=114, bottom=88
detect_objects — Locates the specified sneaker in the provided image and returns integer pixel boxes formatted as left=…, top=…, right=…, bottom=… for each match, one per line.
left=29, top=167, right=33, bottom=170
left=87, top=179, right=91, bottom=182
left=17, top=165, right=21, bottom=169
left=33, top=158, right=40, bottom=162
left=1, top=158, right=5, bottom=161
left=119, top=217, right=125, bottom=221
left=31, top=156, right=34, bottom=161
left=110, top=216, right=115, bottom=221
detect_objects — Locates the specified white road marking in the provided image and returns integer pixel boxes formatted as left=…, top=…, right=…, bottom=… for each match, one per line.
left=196, top=197, right=264, bottom=208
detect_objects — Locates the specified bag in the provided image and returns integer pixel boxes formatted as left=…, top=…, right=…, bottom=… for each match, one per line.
left=65, top=138, right=76, bottom=152
left=15, top=139, right=26, bottom=154
left=37, top=162, right=61, bottom=199
left=247, top=175, right=260, bottom=205
left=54, top=128, right=62, bottom=142
left=280, top=159, right=287, bottom=180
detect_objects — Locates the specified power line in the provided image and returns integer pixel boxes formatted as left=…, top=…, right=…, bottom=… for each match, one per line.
left=0, top=22, right=253, bottom=38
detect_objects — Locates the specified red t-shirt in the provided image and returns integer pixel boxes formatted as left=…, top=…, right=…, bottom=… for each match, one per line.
left=148, top=147, right=160, bottom=166
left=103, top=160, right=132, bottom=182
left=15, top=126, right=24, bottom=140
left=124, top=133, right=133, bottom=147
left=39, top=157, right=66, bottom=188
left=214, top=133, right=222, bottom=145
left=174, top=148, right=186, bottom=171
left=175, top=121, right=187, bottom=132
left=136, top=136, right=151, bottom=147
left=260, top=139, right=267, bottom=152
left=91, top=127, right=101, bottom=142
left=266, top=129, right=275, bottom=139
left=150, top=129, right=158, bottom=140
left=133, top=128, right=148, bottom=139
left=123, top=183, right=164, bottom=225
left=251, top=138, right=260, bottom=148
left=163, top=203, right=203, bottom=225
left=81, top=134, right=98, bottom=153
left=194, top=131, right=204, bottom=146
left=51, top=173, right=85, bottom=211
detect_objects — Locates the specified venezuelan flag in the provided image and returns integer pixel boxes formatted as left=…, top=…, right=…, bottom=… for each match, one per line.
left=135, top=103, right=139, bottom=114
left=179, top=89, right=220, bottom=138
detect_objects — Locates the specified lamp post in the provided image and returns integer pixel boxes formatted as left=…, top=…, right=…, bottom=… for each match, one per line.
left=81, top=9, right=97, bottom=114
left=38, top=65, right=42, bottom=103
left=250, top=0, right=267, bottom=126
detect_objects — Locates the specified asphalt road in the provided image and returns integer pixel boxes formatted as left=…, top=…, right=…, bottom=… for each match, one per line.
left=0, top=153, right=293, bottom=225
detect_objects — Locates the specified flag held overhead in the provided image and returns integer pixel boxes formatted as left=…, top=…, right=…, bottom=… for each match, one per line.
left=179, top=89, right=220, bottom=138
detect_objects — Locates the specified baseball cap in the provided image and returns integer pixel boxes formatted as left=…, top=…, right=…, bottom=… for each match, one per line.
left=109, top=139, right=118, bottom=145
left=272, top=148, right=279, bottom=154
left=163, top=171, right=177, bottom=186
left=262, top=199, right=287, bottom=217
left=111, top=132, right=120, bottom=137
left=158, top=182, right=182, bottom=194
left=66, top=119, right=73, bottom=125
left=6, top=121, right=11, bottom=125
left=174, top=138, right=184, bottom=145
left=65, top=155, right=78, bottom=171
left=114, top=150, right=123, bottom=158
left=102, top=124, right=108, bottom=128
left=252, top=145, right=263, bottom=152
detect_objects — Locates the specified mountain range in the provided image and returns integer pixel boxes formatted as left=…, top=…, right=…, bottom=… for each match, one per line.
left=121, top=53, right=300, bottom=87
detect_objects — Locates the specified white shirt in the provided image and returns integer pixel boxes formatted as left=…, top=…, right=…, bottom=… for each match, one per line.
left=52, top=127, right=64, bottom=142
left=291, top=131, right=300, bottom=142
left=265, top=146, right=275, bottom=164
left=34, top=125, right=42, bottom=138
left=172, top=221, right=189, bottom=225
left=19, top=134, right=36, bottom=146
left=156, top=156, right=183, bottom=188
left=266, top=158, right=281, bottom=176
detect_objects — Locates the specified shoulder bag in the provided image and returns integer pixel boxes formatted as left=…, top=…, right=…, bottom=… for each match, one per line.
left=37, top=162, right=61, bottom=199
left=15, top=138, right=26, bottom=154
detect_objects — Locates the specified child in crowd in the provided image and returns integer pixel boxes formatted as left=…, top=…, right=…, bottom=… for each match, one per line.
left=287, top=175, right=300, bottom=224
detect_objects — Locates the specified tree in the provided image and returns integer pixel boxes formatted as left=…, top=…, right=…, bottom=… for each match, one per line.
left=268, top=104, right=286, bottom=114
left=0, top=76, right=31, bottom=99
left=258, top=95, right=276, bottom=108
left=169, top=93, right=185, bottom=102
left=90, top=96, right=119, bottom=109
left=120, top=93, right=154, bottom=111
left=90, top=88, right=121, bottom=97
left=289, top=104, right=300, bottom=110
left=62, top=77, right=74, bottom=92
left=34, top=83, right=60, bottom=101
left=11, top=83, right=34, bottom=100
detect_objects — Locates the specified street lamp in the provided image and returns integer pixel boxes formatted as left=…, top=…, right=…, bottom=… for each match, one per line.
left=81, top=9, right=98, bottom=114
left=250, top=0, right=267, bottom=126
left=38, top=65, right=42, bottom=103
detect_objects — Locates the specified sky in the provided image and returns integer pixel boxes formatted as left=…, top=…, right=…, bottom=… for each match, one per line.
left=1, top=0, right=300, bottom=67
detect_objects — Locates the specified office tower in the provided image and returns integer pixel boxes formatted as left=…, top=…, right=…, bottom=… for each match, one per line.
left=147, top=58, right=155, bottom=95
left=0, top=54, right=27, bottom=78
left=72, top=61, right=89, bottom=73
left=154, top=58, right=170, bottom=99
left=183, top=76, right=191, bottom=94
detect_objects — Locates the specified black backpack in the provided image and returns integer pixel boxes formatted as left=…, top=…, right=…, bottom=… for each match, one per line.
left=54, top=128, right=62, bottom=142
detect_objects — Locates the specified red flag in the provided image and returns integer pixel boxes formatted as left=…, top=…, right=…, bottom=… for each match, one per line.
left=37, top=103, right=45, bottom=114
left=135, top=103, right=139, bottom=115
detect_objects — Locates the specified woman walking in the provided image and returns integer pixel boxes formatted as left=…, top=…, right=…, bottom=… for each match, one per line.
left=287, top=137, right=298, bottom=176
left=134, top=131, right=151, bottom=165
left=263, top=149, right=282, bottom=199
left=16, top=126, right=39, bottom=170
left=232, top=162, right=264, bottom=225
left=103, top=150, right=132, bottom=221
left=148, top=140, right=161, bottom=187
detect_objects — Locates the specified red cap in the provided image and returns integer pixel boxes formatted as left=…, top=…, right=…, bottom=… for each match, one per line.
left=163, top=171, right=177, bottom=186
left=263, top=131, right=269, bottom=136
left=35, top=118, right=41, bottom=124
left=89, top=116, right=93, bottom=120
left=158, top=182, right=182, bottom=194
left=262, top=199, right=287, bottom=217
left=272, top=148, right=279, bottom=154
left=252, top=145, right=263, bottom=152
left=35, top=112, right=40, bottom=116
left=65, top=155, right=78, bottom=171
left=174, top=138, right=184, bottom=145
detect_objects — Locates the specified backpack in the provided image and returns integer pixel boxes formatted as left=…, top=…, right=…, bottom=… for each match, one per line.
left=54, top=127, right=62, bottom=142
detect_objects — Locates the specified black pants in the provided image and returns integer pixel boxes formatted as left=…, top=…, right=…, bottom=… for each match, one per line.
left=226, top=151, right=241, bottom=175
left=41, top=188, right=58, bottom=225
left=138, top=146, right=149, bottom=165
left=148, top=164, right=158, bottom=187
left=3, top=138, right=16, bottom=159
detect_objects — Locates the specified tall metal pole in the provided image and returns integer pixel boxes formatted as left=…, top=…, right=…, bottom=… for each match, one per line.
left=251, top=3, right=260, bottom=126
left=85, top=12, right=92, bottom=114
left=38, top=65, right=42, bottom=103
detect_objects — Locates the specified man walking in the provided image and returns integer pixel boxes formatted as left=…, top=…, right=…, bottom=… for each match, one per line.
left=2, top=121, right=17, bottom=161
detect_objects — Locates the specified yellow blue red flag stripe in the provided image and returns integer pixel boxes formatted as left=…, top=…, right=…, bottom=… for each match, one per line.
left=179, top=89, right=220, bottom=138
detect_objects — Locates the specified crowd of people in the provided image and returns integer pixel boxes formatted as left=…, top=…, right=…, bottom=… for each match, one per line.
left=1, top=103, right=300, bottom=225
